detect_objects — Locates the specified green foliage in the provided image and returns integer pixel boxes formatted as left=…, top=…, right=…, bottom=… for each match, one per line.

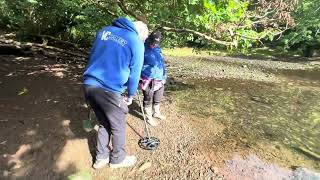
left=1, top=0, right=317, bottom=54
left=137, top=0, right=257, bottom=48
left=0, top=0, right=116, bottom=45
left=282, top=0, right=320, bottom=51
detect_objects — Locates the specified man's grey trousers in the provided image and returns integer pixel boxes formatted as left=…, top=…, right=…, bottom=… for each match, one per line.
left=84, top=85, right=128, bottom=164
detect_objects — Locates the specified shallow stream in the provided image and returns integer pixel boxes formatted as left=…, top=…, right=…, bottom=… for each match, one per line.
left=167, top=67, right=320, bottom=170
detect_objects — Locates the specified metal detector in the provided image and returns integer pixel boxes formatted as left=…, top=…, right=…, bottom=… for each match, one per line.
left=137, top=91, right=160, bottom=151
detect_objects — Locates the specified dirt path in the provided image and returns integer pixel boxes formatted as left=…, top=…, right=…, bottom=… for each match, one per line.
left=0, top=54, right=319, bottom=179
left=0, top=55, right=218, bottom=179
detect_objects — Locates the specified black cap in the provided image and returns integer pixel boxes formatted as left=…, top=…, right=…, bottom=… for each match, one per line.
left=147, top=31, right=162, bottom=45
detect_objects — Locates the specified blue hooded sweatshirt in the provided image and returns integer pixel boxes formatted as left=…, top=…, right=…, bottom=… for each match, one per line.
left=83, top=17, right=144, bottom=97
left=141, top=45, right=167, bottom=80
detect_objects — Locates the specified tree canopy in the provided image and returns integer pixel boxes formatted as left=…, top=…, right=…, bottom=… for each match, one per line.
left=0, top=0, right=319, bottom=54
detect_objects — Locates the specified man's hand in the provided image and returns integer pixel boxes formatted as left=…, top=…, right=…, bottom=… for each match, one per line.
left=124, top=96, right=133, bottom=105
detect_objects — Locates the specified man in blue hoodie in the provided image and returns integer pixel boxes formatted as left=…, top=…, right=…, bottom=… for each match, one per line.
left=83, top=18, right=148, bottom=169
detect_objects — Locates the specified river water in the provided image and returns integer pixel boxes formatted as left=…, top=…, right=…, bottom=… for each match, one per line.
left=167, top=67, right=320, bottom=171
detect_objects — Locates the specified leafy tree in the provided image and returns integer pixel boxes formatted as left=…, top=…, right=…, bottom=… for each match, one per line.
left=281, top=0, right=320, bottom=56
left=0, top=0, right=310, bottom=53
left=0, top=0, right=115, bottom=45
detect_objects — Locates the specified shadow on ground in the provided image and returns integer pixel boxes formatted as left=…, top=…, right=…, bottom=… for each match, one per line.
left=0, top=55, right=91, bottom=179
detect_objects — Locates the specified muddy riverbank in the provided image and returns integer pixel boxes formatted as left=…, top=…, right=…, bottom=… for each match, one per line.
left=0, top=54, right=319, bottom=179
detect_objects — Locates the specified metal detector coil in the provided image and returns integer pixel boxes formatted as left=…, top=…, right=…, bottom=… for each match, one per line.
left=138, top=137, right=160, bottom=150
left=137, top=91, right=160, bottom=151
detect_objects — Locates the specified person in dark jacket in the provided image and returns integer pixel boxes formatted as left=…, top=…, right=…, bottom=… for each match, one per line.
left=83, top=17, right=148, bottom=169
left=140, top=31, right=167, bottom=126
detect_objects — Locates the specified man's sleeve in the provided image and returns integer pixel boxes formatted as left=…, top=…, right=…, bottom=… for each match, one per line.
left=127, top=41, right=144, bottom=97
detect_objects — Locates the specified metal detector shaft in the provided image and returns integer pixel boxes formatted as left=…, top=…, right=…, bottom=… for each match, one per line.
left=137, top=91, right=151, bottom=138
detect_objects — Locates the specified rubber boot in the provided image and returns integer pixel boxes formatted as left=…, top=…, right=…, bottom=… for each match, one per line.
left=153, top=104, right=166, bottom=120
left=144, top=106, right=158, bottom=126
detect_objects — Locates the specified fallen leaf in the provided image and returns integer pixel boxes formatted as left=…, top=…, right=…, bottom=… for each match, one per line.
left=67, top=170, right=92, bottom=180
left=18, top=87, right=28, bottom=95
left=138, top=162, right=152, bottom=172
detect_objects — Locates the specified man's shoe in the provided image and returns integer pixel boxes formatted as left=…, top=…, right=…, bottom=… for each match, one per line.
left=93, top=158, right=109, bottom=169
left=110, top=155, right=137, bottom=168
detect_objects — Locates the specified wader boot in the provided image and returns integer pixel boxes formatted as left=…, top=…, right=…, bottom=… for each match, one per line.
left=144, top=106, right=158, bottom=126
left=153, top=104, right=166, bottom=120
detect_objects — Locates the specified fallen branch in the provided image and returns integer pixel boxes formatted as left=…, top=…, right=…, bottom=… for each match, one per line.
left=29, top=34, right=89, bottom=54
left=160, top=26, right=234, bottom=47
left=295, top=146, right=320, bottom=161
left=0, top=33, right=16, bottom=39
left=0, top=38, right=88, bottom=60
left=0, top=33, right=90, bottom=55
left=31, top=43, right=88, bottom=58
left=115, top=0, right=148, bottom=24
left=87, top=0, right=118, bottom=18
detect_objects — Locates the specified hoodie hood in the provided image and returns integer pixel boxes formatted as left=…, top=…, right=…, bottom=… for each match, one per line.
left=112, top=17, right=138, bottom=34
left=84, top=17, right=145, bottom=97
